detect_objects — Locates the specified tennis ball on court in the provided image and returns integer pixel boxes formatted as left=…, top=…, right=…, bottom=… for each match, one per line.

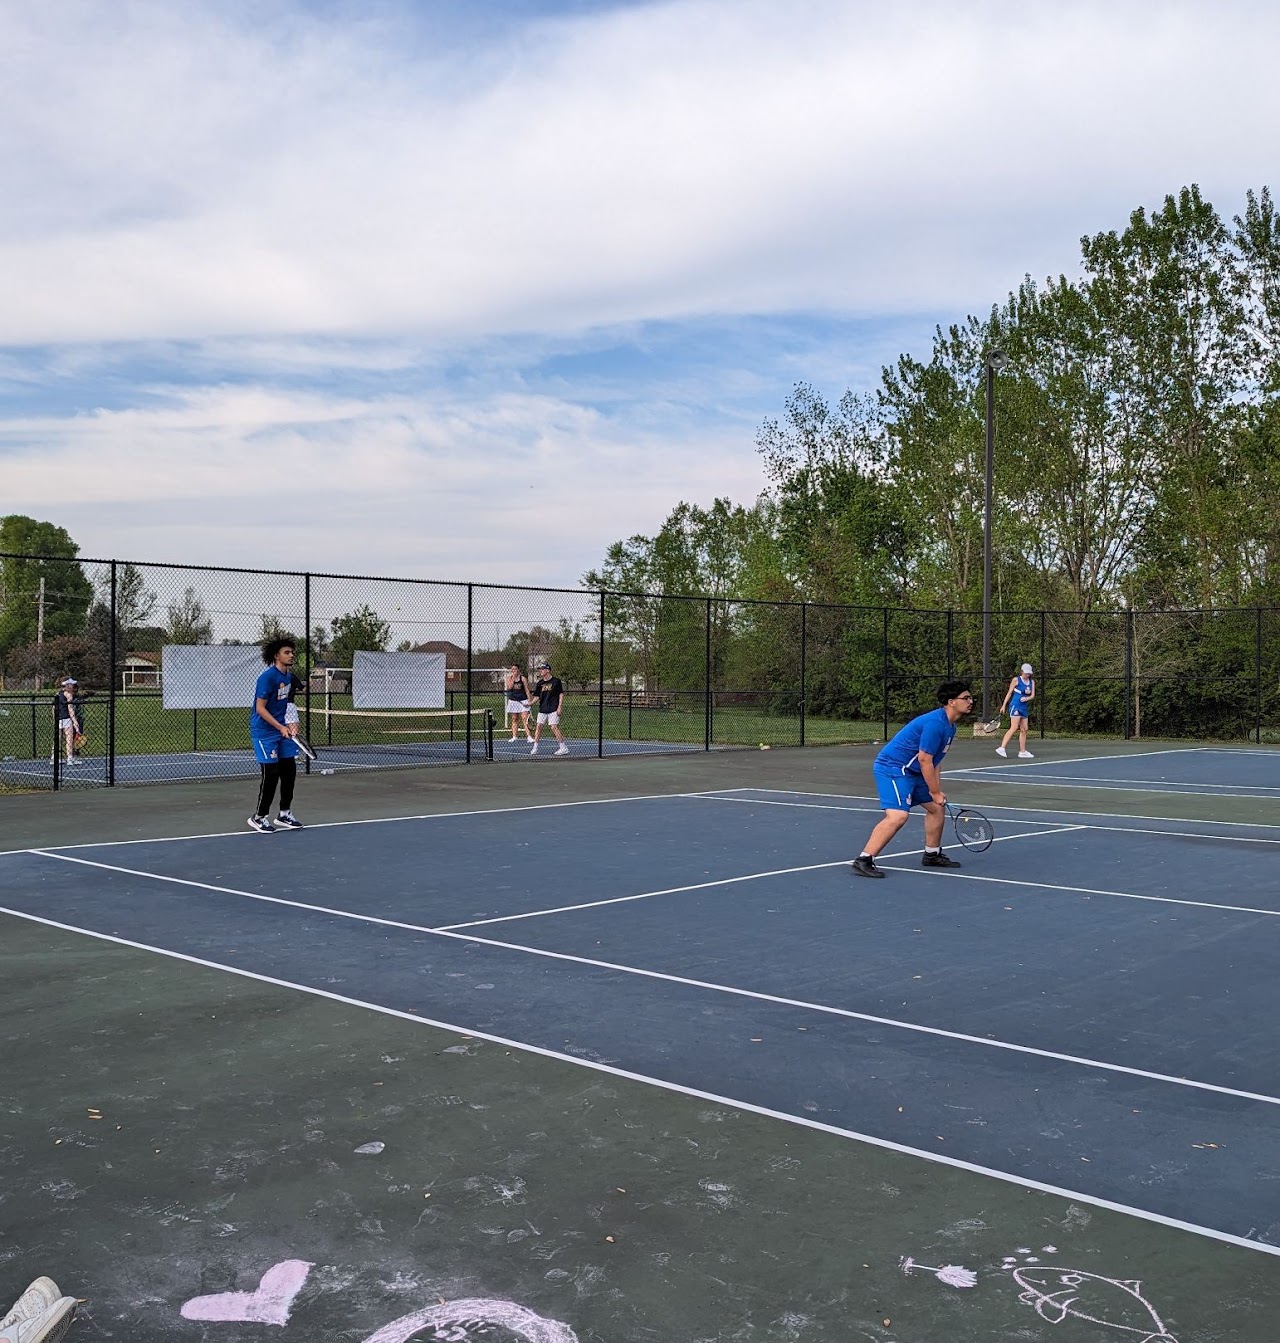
left=760, top=742, right=771, bottom=750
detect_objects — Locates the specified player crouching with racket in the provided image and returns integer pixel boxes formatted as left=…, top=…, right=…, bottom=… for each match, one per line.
left=248, top=636, right=304, bottom=833
left=851, top=680, right=973, bottom=879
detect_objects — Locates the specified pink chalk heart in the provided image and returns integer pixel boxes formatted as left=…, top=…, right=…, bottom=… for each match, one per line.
left=181, top=1259, right=314, bottom=1326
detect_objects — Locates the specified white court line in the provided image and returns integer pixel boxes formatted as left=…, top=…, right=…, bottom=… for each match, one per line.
left=956, top=777, right=1280, bottom=803
left=750, top=787, right=1280, bottom=831
left=20, top=848, right=1280, bottom=1111
left=1, top=906, right=1278, bottom=1262
left=952, top=745, right=1217, bottom=770
left=438, top=827, right=1083, bottom=928
left=704, top=791, right=1280, bottom=846
left=953, top=770, right=1269, bottom=792
left=873, top=862, right=1280, bottom=918
left=0, top=789, right=719, bottom=858
left=696, top=794, right=1071, bottom=830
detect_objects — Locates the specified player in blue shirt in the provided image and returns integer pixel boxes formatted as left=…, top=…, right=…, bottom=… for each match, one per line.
left=851, top=680, right=974, bottom=878
left=996, top=662, right=1036, bottom=758
left=248, top=636, right=304, bottom=833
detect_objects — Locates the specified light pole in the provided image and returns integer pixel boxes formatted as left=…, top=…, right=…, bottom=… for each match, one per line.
left=982, top=349, right=1006, bottom=721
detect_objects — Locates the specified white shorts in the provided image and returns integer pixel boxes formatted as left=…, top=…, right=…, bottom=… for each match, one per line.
left=537, top=711, right=560, bottom=727
left=505, top=700, right=531, bottom=717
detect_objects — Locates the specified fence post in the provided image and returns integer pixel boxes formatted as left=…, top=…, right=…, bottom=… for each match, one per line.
left=108, top=559, right=117, bottom=786
left=1039, top=609, right=1046, bottom=740
left=1124, top=609, right=1134, bottom=740
left=882, top=607, right=890, bottom=743
left=799, top=602, right=807, bottom=747
left=303, top=573, right=311, bottom=773
left=1256, top=606, right=1264, bottom=745
left=704, top=597, right=712, bottom=751
left=946, top=609, right=953, bottom=680
left=597, top=589, right=605, bottom=758
left=465, top=584, right=474, bottom=763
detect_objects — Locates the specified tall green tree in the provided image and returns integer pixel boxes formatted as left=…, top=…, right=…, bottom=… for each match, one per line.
left=328, top=605, right=391, bottom=668
left=165, top=587, right=214, bottom=644
left=0, top=517, right=93, bottom=663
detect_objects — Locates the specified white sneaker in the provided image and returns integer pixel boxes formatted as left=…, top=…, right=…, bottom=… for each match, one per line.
left=554, top=744, right=569, bottom=756
left=1018, top=750, right=1035, bottom=758
left=0, top=1296, right=77, bottom=1343
left=2, top=1281, right=60, bottom=1331
left=530, top=743, right=538, bottom=755
left=995, top=746, right=1007, bottom=758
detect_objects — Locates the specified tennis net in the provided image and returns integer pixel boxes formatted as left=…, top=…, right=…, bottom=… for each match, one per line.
left=306, top=706, right=495, bottom=764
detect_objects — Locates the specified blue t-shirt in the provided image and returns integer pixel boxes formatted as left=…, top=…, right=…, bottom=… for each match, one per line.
left=874, top=707, right=956, bottom=774
left=250, top=665, right=292, bottom=735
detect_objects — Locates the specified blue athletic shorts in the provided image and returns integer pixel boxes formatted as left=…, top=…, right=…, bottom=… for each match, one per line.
left=251, top=732, right=298, bottom=765
left=873, top=766, right=933, bottom=812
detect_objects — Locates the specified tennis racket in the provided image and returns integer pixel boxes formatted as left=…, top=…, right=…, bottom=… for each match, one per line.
left=947, top=802, right=994, bottom=852
left=977, top=714, right=1003, bottom=733
left=291, top=733, right=317, bottom=762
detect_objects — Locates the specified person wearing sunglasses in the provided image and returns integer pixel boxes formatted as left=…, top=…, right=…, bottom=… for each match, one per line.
left=852, top=681, right=973, bottom=879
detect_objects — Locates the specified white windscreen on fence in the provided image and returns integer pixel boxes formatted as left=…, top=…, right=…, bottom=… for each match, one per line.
left=352, top=651, right=446, bottom=708
left=161, top=645, right=264, bottom=710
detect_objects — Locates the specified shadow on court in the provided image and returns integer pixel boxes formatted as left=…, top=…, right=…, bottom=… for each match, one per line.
left=2, top=739, right=1279, bottom=1341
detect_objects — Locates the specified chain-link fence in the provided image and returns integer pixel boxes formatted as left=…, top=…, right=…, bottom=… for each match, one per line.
left=2, top=550, right=1277, bottom=792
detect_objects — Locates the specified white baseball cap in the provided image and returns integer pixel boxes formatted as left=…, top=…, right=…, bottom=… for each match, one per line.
left=61, top=677, right=78, bottom=685
left=1020, top=663, right=1033, bottom=674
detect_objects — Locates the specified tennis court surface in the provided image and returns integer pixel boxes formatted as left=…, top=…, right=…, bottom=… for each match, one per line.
left=3, top=738, right=1279, bottom=1341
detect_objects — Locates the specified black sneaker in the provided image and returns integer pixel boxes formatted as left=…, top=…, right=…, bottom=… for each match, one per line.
left=276, top=811, right=304, bottom=829
left=850, top=855, right=885, bottom=879
left=247, top=815, right=276, bottom=833
left=921, top=850, right=961, bottom=868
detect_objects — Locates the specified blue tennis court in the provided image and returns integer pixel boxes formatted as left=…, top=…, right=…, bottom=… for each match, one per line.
left=5, top=787, right=1278, bottom=1248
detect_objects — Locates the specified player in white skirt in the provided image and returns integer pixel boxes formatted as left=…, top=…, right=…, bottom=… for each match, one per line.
left=504, top=665, right=534, bottom=742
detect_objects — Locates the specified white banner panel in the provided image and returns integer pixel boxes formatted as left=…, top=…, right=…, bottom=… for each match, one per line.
left=162, top=645, right=264, bottom=710
left=352, top=650, right=446, bottom=709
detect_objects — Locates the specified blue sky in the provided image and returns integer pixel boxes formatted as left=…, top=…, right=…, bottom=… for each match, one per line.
left=3, top=0, right=1277, bottom=586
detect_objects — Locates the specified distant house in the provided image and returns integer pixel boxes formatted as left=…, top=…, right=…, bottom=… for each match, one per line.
left=410, top=641, right=506, bottom=690
left=122, top=651, right=161, bottom=690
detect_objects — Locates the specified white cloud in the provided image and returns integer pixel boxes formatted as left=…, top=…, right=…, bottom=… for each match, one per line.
left=2, top=0, right=1277, bottom=586
left=0, top=380, right=766, bottom=583
left=2, top=0, right=1276, bottom=344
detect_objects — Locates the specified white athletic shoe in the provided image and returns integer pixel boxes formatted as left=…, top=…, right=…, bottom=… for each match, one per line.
left=554, top=745, right=569, bottom=756
left=0, top=1296, right=77, bottom=1343
left=1018, top=750, right=1035, bottom=758
left=529, top=743, right=538, bottom=755
left=1, top=1280, right=60, bottom=1331
left=995, top=746, right=1007, bottom=758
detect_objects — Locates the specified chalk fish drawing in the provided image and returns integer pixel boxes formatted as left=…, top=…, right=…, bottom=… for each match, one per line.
left=898, top=1257, right=978, bottom=1288
left=181, top=1259, right=314, bottom=1326
left=361, top=1299, right=579, bottom=1343
left=1011, top=1266, right=1178, bottom=1342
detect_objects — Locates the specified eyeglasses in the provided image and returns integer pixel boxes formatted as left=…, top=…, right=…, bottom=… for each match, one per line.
left=956, top=694, right=974, bottom=701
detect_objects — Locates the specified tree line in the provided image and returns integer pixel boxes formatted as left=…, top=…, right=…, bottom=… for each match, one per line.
left=587, top=185, right=1280, bottom=617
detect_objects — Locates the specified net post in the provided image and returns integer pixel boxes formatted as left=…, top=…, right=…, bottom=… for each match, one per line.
left=486, top=709, right=495, bottom=760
